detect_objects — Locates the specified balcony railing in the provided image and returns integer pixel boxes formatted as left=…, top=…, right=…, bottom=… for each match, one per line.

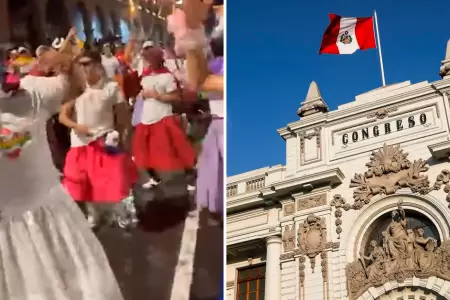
left=245, top=177, right=265, bottom=192
left=227, top=165, right=284, bottom=198
left=227, top=185, right=238, bottom=197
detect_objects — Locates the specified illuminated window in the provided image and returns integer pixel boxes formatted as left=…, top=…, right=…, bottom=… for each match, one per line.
left=236, top=264, right=265, bottom=300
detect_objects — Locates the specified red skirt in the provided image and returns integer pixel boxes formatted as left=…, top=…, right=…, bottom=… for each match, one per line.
left=63, top=139, right=138, bottom=203
left=133, top=115, right=196, bottom=171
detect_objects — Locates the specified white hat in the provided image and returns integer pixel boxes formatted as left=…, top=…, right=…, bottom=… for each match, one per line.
left=52, top=37, right=65, bottom=50
left=35, top=45, right=50, bottom=56
left=142, top=41, right=154, bottom=49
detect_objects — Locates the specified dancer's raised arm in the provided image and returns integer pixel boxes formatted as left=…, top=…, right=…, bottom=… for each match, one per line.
left=168, top=0, right=223, bottom=92
left=20, top=51, right=74, bottom=103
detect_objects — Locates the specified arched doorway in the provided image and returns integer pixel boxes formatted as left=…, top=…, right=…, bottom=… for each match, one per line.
left=8, top=0, right=40, bottom=48
left=45, top=0, right=70, bottom=39
left=72, top=2, right=92, bottom=44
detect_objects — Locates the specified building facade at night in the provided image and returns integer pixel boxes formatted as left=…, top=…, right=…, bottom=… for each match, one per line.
left=0, top=0, right=170, bottom=48
left=226, top=41, right=450, bottom=300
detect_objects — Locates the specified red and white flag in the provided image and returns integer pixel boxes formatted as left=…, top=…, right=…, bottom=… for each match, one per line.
left=319, top=14, right=376, bottom=55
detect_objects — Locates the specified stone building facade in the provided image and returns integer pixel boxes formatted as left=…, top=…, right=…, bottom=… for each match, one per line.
left=226, top=40, right=450, bottom=300
left=0, top=0, right=169, bottom=48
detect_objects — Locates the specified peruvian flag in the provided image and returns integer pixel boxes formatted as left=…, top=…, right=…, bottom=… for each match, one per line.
left=319, top=14, right=376, bottom=55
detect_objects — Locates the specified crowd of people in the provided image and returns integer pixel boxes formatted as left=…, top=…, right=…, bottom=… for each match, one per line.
left=0, top=0, right=224, bottom=298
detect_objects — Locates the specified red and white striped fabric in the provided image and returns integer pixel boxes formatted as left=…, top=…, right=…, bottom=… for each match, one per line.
left=319, top=14, right=376, bottom=55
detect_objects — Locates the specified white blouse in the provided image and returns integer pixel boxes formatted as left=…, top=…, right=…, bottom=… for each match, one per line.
left=70, top=81, right=124, bottom=147
left=140, top=72, right=177, bottom=125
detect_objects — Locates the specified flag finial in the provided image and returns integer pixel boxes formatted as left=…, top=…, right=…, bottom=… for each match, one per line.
left=297, top=81, right=329, bottom=118
left=439, top=39, right=450, bottom=78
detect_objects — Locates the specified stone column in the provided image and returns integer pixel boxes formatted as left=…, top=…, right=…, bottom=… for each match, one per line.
left=264, top=235, right=281, bottom=300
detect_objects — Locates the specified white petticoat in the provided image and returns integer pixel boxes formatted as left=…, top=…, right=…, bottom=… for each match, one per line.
left=0, top=187, right=124, bottom=300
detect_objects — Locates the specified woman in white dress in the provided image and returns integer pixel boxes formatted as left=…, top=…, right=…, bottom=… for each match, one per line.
left=0, top=51, right=124, bottom=300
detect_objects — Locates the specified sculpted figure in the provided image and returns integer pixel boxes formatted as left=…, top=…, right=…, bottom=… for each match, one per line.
left=414, top=228, right=437, bottom=269
left=386, top=207, right=410, bottom=259
left=360, top=240, right=386, bottom=283
left=282, top=225, right=295, bottom=251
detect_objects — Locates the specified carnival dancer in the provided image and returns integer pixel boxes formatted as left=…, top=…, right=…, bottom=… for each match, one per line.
left=168, top=0, right=224, bottom=219
left=16, top=46, right=35, bottom=75
left=101, top=43, right=121, bottom=81
left=0, top=49, right=124, bottom=300
left=5, top=49, right=20, bottom=84
left=133, top=46, right=196, bottom=189
left=60, top=50, right=136, bottom=225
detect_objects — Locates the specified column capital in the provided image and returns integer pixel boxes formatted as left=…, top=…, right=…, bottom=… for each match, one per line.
left=265, top=235, right=282, bottom=245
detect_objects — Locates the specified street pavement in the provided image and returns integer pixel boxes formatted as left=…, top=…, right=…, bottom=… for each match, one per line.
left=96, top=172, right=223, bottom=300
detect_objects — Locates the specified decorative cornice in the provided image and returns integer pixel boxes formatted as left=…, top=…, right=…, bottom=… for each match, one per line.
left=280, top=83, right=441, bottom=135
left=366, top=106, right=398, bottom=119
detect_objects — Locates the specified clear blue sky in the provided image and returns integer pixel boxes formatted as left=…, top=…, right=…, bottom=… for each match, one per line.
left=226, top=0, right=450, bottom=176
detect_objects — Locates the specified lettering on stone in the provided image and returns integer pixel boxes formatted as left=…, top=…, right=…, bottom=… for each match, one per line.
left=346, top=201, right=449, bottom=300
left=342, top=113, right=427, bottom=146
left=297, top=194, right=327, bottom=211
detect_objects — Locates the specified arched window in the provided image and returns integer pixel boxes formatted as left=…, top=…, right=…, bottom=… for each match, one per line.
left=362, top=210, right=440, bottom=255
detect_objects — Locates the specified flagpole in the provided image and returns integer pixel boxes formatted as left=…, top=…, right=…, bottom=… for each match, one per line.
left=374, top=10, right=386, bottom=86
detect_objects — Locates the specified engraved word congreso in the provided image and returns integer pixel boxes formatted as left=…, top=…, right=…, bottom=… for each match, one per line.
left=342, top=113, right=427, bottom=145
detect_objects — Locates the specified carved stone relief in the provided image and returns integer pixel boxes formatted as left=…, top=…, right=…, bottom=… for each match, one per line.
left=297, top=214, right=327, bottom=272
left=350, top=143, right=431, bottom=208
left=330, top=194, right=350, bottom=238
left=433, top=170, right=450, bottom=208
left=297, top=194, right=327, bottom=211
left=321, top=251, right=328, bottom=281
left=299, top=127, right=321, bottom=154
left=299, top=255, right=306, bottom=287
left=346, top=201, right=447, bottom=300
left=330, top=143, right=450, bottom=238
left=366, top=107, right=398, bottom=119
left=282, top=225, right=296, bottom=251
left=284, top=203, right=295, bottom=216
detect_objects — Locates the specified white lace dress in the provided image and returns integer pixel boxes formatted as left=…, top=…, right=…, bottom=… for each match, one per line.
left=0, top=75, right=124, bottom=300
